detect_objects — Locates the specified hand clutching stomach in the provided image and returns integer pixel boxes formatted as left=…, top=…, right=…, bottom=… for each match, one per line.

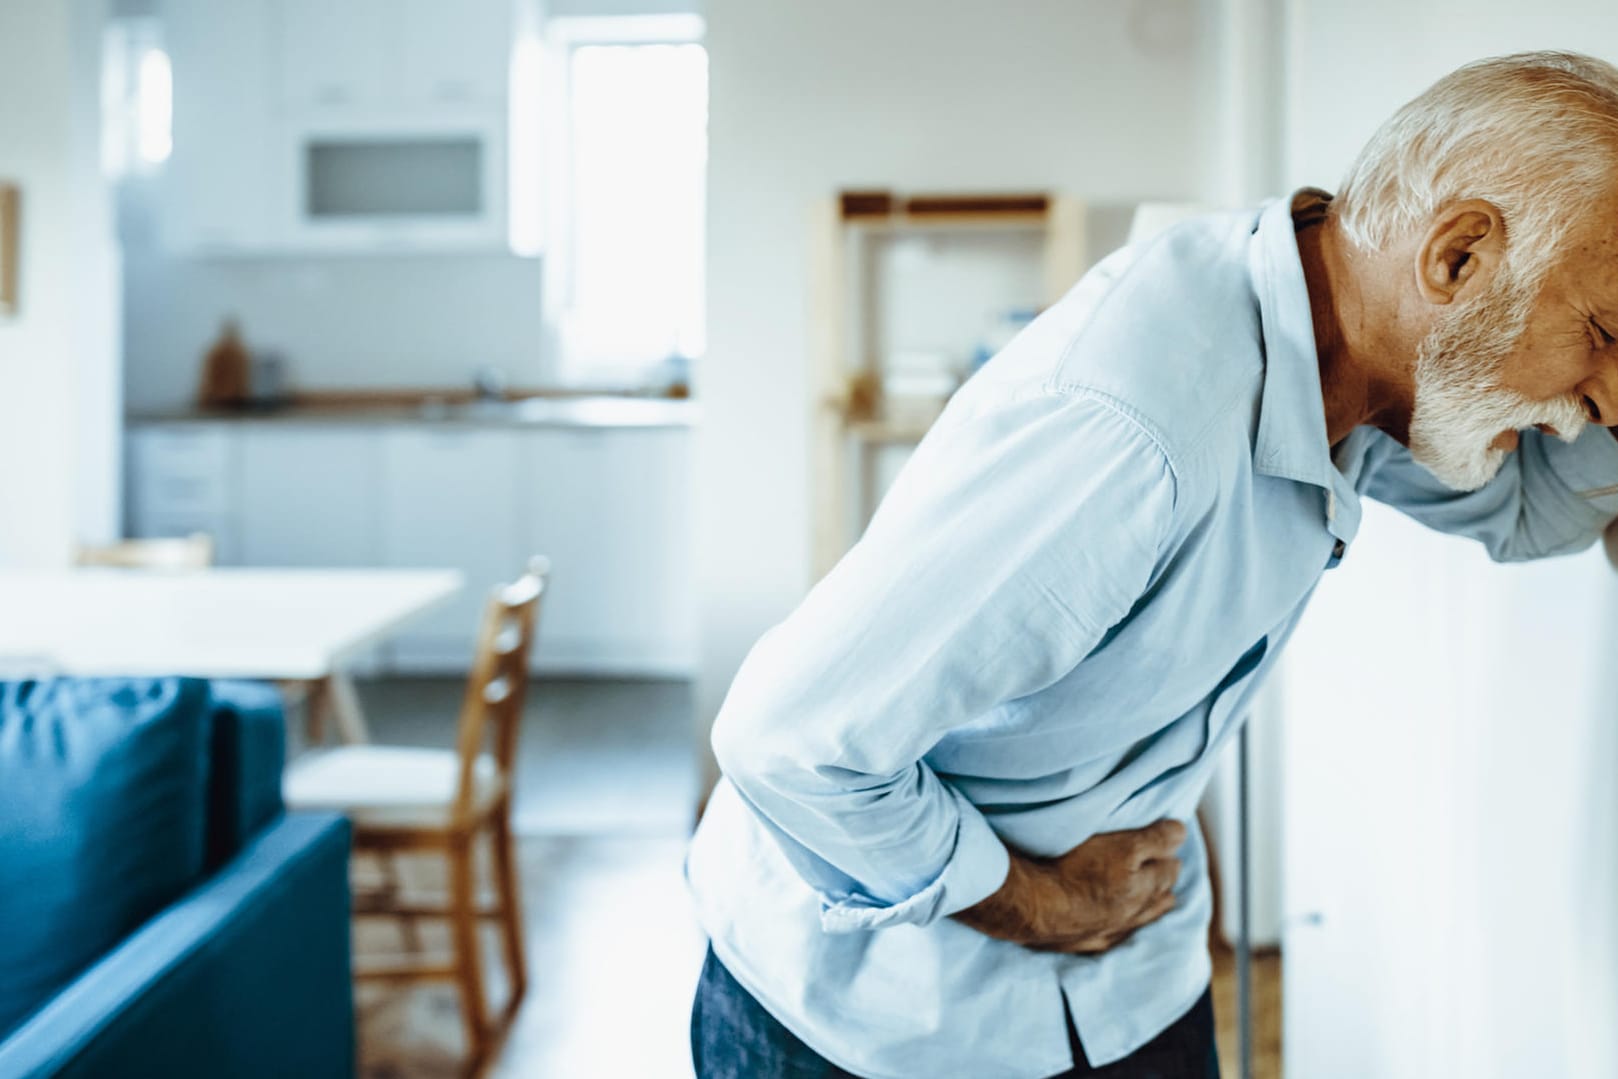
left=953, top=818, right=1186, bottom=954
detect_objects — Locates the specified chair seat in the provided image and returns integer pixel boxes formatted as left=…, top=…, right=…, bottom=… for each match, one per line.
left=283, top=746, right=504, bottom=827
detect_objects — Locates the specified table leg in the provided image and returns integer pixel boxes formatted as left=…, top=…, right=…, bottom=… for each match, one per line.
left=277, top=679, right=326, bottom=748
left=327, top=671, right=371, bottom=744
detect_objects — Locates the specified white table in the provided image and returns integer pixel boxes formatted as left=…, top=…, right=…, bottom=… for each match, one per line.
left=0, top=567, right=463, bottom=742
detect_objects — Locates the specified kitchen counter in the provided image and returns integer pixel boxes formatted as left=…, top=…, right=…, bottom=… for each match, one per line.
left=127, top=395, right=699, bottom=429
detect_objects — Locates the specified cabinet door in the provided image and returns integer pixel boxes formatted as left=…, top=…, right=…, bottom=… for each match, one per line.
left=524, top=427, right=695, bottom=674
left=127, top=425, right=240, bottom=562
left=277, top=0, right=391, bottom=107
left=396, top=0, right=512, bottom=106
left=380, top=428, right=522, bottom=670
left=237, top=428, right=380, bottom=567
left=163, top=0, right=276, bottom=252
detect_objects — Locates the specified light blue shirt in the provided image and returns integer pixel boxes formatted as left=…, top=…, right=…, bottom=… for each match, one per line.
left=684, top=189, right=1618, bottom=1078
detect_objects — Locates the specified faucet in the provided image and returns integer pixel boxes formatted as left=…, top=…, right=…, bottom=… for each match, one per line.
left=472, top=366, right=508, bottom=401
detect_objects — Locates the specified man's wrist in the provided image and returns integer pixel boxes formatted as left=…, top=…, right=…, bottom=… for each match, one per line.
left=951, top=848, right=1054, bottom=944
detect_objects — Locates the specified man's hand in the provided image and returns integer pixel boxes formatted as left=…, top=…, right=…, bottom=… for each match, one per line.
left=953, top=818, right=1186, bottom=954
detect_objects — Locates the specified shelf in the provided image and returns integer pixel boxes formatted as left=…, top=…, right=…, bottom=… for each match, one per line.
left=842, top=212, right=1049, bottom=235
left=845, top=416, right=940, bottom=444
left=811, top=189, right=1091, bottom=579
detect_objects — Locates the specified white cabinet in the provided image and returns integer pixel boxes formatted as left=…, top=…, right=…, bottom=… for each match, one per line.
left=397, top=0, right=513, bottom=107
left=379, top=428, right=525, bottom=670
left=237, top=428, right=380, bottom=567
left=162, top=0, right=278, bottom=253
left=277, top=0, right=391, bottom=108
left=524, top=427, right=696, bottom=675
left=161, top=0, right=529, bottom=255
left=127, top=425, right=240, bottom=562
left=127, top=418, right=696, bottom=676
left=278, top=0, right=510, bottom=108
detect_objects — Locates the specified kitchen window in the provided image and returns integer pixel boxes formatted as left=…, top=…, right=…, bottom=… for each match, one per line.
left=102, top=16, right=172, bottom=177
left=542, top=15, right=707, bottom=389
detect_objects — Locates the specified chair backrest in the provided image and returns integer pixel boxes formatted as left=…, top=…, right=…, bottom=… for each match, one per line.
left=75, top=534, right=215, bottom=571
left=451, top=556, right=550, bottom=819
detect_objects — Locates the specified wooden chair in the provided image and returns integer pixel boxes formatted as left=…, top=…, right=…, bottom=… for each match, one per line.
left=282, top=556, right=549, bottom=1065
left=75, top=533, right=214, bottom=570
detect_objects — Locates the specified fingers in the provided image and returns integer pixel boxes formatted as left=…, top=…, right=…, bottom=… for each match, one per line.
left=1033, top=888, right=1179, bottom=955
left=1139, top=856, right=1182, bottom=896
left=1131, top=818, right=1188, bottom=864
left=1130, top=887, right=1176, bottom=928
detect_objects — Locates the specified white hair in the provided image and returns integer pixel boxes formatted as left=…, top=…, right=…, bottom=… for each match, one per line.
left=1332, top=51, right=1618, bottom=285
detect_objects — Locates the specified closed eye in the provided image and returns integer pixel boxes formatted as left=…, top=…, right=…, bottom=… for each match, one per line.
left=1594, top=318, right=1616, bottom=346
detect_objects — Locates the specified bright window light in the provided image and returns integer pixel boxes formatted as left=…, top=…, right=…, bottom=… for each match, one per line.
left=555, top=36, right=707, bottom=385
left=102, top=17, right=171, bottom=177
left=136, top=47, right=173, bottom=165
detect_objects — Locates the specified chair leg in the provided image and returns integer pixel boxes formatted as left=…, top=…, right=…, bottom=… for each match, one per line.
left=491, top=810, right=528, bottom=1009
left=376, top=853, right=423, bottom=956
left=448, top=836, right=489, bottom=1063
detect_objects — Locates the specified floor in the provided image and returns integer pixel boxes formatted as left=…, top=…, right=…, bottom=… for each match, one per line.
left=1212, top=946, right=1283, bottom=1079
left=329, top=677, right=1281, bottom=1079
left=331, top=677, right=705, bottom=1079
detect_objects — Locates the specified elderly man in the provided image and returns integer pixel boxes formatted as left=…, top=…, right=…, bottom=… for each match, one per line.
left=686, top=51, right=1618, bottom=1078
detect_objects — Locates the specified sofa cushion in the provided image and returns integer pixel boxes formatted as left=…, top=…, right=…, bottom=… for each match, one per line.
left=0, top=677, right=213, bottom=1041
left=204, top=680, right=287, bottom=870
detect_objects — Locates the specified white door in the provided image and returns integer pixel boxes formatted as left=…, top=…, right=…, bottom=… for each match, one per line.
left=1278, top=501, right=1473, bottom=1079
left=380, top=427, right=523, bottom=671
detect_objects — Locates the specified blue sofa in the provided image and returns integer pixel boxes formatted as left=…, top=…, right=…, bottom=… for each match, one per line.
left=0, top=678, right=355, bottom=1079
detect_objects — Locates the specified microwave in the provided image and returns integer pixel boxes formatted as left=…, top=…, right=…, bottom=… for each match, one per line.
left=278, top=109, right=509, bottom=252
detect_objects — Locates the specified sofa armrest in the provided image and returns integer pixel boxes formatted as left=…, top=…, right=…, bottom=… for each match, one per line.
left=0, top=813, right=355, bottom=1079
left=205, top=680, right=288, bottom=869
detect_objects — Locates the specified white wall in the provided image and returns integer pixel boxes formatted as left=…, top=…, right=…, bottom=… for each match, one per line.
left=1278, top=6, right=1618, bottom=1076
left=695, top=0, right=1216, bottom=790
left=0, top=0, right=120, bottom=567
left=120, top=240, right=548, bottom=410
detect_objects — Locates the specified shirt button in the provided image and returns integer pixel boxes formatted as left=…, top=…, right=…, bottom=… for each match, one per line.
left=1331, top=538, right=1346, bottom=560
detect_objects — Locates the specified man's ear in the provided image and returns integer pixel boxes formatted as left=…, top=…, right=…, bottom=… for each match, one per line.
left=1414, top=199, right=1505, bottom=305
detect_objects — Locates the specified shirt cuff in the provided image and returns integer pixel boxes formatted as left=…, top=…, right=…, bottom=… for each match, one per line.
left=817, top=788, right=1011, bottom=934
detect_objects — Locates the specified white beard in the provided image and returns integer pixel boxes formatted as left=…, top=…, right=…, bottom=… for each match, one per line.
left=1406, top=273, right=1588, bottom=492
left=1408, top=367, right=1588, bottom=491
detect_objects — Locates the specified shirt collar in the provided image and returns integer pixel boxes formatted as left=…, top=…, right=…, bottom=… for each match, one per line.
left=1247, top=186, right=1361, bottom=542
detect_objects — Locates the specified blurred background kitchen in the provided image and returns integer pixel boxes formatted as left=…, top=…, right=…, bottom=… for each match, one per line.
left=3, top=0, right=1618, bottom=1077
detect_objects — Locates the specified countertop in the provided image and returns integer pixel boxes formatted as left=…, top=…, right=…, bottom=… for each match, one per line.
left=127, top=395, right=699, bottom=429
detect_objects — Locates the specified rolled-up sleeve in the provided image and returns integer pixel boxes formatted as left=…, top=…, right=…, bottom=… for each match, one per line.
left=1365, top=425, right=1618, bottom=561
left=710, top=388, right=1178, bottom=933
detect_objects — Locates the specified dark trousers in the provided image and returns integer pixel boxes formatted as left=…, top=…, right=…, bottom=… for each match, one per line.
left=691, top=945, right=1220, bottom=1079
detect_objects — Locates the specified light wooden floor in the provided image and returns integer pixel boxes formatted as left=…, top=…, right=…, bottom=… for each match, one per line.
left=1212, top=945, right=1283, bottom=1079
left=352, top=835, right=704, bottom=1079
